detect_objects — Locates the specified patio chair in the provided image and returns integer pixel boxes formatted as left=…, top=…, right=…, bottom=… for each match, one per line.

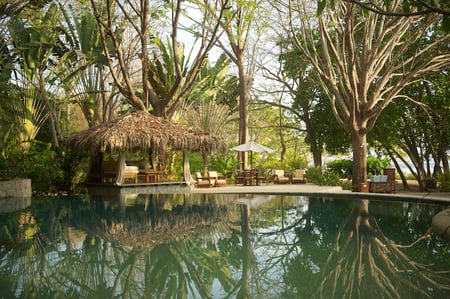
left=194, top=172, right=214, bottom=188
left=243, top=169, right=257, bottom=186
left=273, top=169, right=291, bottom=184
left=208, top=171, right=227, bottom=187
left=291, top=169, right=307, bottom=184
left=235, top=170, right=244, bottom=185
left=256, top=169, right=270, bottom=185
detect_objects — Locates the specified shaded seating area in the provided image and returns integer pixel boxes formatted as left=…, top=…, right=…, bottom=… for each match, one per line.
left=273, top=169, right=291, bottom=184
left=291, top=169, right=307, bottom=184
left=63, top=110, right=225, bottom=186
left=234, top=169, right=268, bottom=186
left=127, top=160, right=162, bottom=183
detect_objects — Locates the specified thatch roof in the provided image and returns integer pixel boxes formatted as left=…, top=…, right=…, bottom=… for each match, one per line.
left=64, top=110, right=225, bottom=153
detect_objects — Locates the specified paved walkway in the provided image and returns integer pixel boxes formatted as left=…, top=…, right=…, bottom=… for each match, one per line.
left=190, top=183, right=450, bottom=203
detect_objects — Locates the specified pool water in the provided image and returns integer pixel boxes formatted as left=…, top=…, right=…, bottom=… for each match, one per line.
left=0, top=194, right=449, bottom=298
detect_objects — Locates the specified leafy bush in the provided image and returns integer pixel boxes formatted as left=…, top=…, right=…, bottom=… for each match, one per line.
left=367, top=156, right=390, bottom=175
left=326, top=157, right=391, bottom=177
left=210, top=155, right=239, bottom=178
left=287, top=156, right=308, bottom=172
left=326, top=159, right=352, bottom=178
left=306, top=167, right=325, bottom=185
left=0, top=141, right=86, bottom=194
left=437, top=172, right=450, bottom=192
left=323, top=171, right=342, bottom=186
left=306, top=166, right=348, bottom=187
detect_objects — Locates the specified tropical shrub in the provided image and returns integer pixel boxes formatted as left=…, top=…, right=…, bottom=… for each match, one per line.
left=210, top=155, right=239, bottom=179
left=287, top=156, right=308, bottom=171
left=326, top=159, right=352, bottom=178
left=306, top=167, right=340, bottom=186
left=437, top=172, right=450, bottom=192
left=367, top=156, right=390, bottom=175
left=306, top=167, right=325, bottom=185
left=326, top=157, right=390, bottom=177
left=1, top=142, right=64, bottom=194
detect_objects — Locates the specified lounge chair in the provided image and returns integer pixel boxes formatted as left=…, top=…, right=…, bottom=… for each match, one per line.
left=194, top=172, right=214, bottom=188
left=291, top=169, right=307, bottom=184
left=273, top=169, right=290, bottom=184
left=208, top=171, right=227, bottom=187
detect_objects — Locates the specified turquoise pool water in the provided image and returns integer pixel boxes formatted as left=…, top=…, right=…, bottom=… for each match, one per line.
left=0, top=194, right=449, bottom=298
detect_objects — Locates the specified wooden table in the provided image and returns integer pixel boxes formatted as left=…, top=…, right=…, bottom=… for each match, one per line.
left=138, top=169, right=162, bottom=183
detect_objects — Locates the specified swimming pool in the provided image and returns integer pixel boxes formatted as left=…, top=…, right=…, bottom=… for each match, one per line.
left=0, top=194, right=449, bottom=298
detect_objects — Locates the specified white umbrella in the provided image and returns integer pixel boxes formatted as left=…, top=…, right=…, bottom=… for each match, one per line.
left=231, top=141, right=275, bottom=169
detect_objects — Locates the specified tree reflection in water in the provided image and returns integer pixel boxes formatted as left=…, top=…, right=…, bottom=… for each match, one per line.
left=0, top=193, right=236, bottom=298
left=0, top=194, right=449, bottom=298
left=317, top=199, right=450, bottom=298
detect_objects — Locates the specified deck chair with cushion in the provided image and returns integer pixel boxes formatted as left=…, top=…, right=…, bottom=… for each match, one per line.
left=124, top=165, right=139, bottom=183
left=208, top=171, right=227, bottom=187
left=273, top=169, right=291, bottom=184
left=194, top=172, right=214, bottom=188
left=291, top=169, right=307, bottom=184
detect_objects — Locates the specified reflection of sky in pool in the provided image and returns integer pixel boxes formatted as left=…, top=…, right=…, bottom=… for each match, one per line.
left=0, top=194, right=449, bottom=298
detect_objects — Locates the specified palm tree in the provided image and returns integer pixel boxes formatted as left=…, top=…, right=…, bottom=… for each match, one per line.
left=179, top=54, right=238, bottom=173
left=58, top=5, right=120, bottom=127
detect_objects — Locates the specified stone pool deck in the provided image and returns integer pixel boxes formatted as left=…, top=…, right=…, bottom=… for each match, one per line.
left=190, top=182, right=450, bottom=203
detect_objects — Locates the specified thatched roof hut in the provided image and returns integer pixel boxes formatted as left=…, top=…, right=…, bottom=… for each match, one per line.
left=64, top=110, right=224, bottom=153
left=64, top=110, right=225, bottom=185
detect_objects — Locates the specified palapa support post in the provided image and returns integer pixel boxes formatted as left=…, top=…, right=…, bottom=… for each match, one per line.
left=183, top=150, right=195, bottom=186
left=116, top=152, right=126, bottom=185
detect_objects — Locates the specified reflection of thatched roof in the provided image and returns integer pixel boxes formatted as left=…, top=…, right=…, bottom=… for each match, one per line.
left=64, top=110, right=225, bottom=153
left=75, top=205, right=229, bottom=247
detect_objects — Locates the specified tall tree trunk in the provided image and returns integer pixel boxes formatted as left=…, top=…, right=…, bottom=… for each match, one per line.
left=351, top=131, right=367, bottom=186
left=237, top=54, right=249, bottom=170
left=439, top=146, right=449, bottom=172
left=304, top=117, right=322, bottom=167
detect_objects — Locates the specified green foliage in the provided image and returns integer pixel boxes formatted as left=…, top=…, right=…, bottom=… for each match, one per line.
left=367, top=156, right=390, bottom=175
left=210, top=155, right=239, bottom=179
left=326, top=157, right=390, bottom=177
left=0, top=140, right=88, bottom=194
left=305, top=167, right=342, bottom=186
left=59, top=149, right=88, bottom=193
left=287, top=156, right=308, bottom=172
left=326, top=159, right=352, bottom=178
left=187, top=152, right=204, bottom=173
left=437, top=172, right=450, bottom=192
